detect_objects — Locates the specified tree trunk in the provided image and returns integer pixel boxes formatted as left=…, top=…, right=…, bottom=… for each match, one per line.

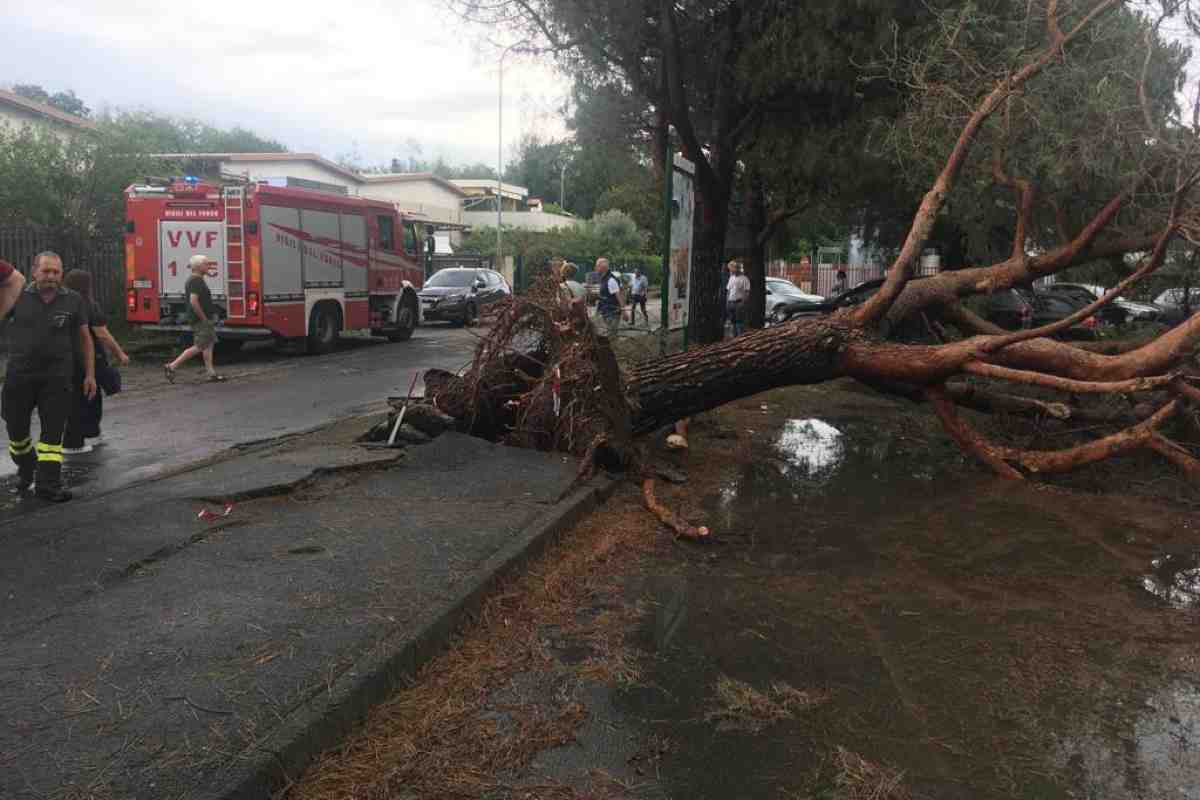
left=745, top=182, right=767, bottom=330
left=627, top=317, right=852, bottom=434
left=688, top=192, right=728, bottom=344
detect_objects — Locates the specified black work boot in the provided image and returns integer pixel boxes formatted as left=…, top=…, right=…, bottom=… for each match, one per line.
left=34, top=460, right=72, bottom=503
left=11, top=452, right=35, bottom=495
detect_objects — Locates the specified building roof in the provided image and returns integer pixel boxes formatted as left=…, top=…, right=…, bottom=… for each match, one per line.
left=451, top=179, right=529, bottom=200
left=0, top=88, right=98, bottom=131
left=360, top=172, right=468, bottom=197
left=150, top=152, right=362, bottom=184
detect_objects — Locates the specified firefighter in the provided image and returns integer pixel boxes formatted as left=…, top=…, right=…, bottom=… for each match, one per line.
left=3, top=252, right=96, bottom=501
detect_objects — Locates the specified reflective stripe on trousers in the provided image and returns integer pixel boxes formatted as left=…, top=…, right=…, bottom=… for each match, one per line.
left=36, top=442, right=64, bottom=463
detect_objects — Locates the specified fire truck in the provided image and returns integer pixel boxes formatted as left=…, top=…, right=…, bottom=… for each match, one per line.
left=123, top=178, right=424, bottom=352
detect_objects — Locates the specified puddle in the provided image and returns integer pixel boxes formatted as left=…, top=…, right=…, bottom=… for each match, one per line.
left=621, top=410, right=1200, bottom=797
left=1056, top=681, right=1200, bottom=799
left=1140, top=552, right=1200, bottom=608
left=774, top=418, right=844, bottom=476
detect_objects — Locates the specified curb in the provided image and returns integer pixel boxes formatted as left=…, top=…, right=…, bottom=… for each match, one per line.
left=207, top=473, right=621, bottom=800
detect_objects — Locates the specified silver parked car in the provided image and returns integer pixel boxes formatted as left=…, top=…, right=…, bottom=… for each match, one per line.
left=766, top=278, right=825, bottom=324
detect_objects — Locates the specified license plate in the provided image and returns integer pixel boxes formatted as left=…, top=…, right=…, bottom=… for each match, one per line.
left=133, top=279, right=152, bottom=289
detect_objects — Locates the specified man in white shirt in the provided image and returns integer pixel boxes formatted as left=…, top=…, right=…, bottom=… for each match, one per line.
left=629, top=267, right=649, bottom=327
left=726, top=260, right=750, bottom=336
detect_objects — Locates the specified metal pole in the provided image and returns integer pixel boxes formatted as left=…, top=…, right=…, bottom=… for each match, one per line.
left=660, top=145, right=673, bottom=356
left=560, top=160, right=566, bottom=209
left=496, top=40, right=528, bottom=273
left=497, top=55, right=503, bottom=269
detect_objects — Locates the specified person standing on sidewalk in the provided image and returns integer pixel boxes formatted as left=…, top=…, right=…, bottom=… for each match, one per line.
left=594, top=257, right=625, bottom=338
left=629, top=267, right=649, bottom=327
left=62, top=270, right=130, bottom=454
left=725, top=260, right=750, bottom=336
left=165, top=255, right=225, bottom=383
left=3, top=252, right=96, bottom=501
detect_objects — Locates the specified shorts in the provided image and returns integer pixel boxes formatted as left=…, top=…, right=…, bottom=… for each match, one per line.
left=192, top=320, right=218, bottom=349
left=594, top=312, right=621, bottom=339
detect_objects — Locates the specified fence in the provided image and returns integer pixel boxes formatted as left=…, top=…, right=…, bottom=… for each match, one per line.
left=768, top=258, right=940, bottom=297
left=0, top=226, right=124, bottom=315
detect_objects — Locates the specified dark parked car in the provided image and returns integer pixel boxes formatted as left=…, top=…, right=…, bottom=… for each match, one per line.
left=1027, top=290, right=1100, bottom=339
left=982, top=288, right=1099, bottom=339
left=1041, top=283, right=1128, bottom=326
left=783, top=277, right=933, bottom=341
left=1154, top=287, right=1200, bottom=326
left=980, top=288, right=1033, bottom=331
left=418, top=268, right=511, bottom=326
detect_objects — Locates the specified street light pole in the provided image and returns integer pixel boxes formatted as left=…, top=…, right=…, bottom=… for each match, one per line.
left=559, top=160, right=566, bottom=209
left=497, top=40, right=529, bottom=272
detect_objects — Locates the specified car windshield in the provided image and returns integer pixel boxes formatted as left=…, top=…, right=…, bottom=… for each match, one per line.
left=768, top=280, right=807, bottom=296
left=426, top=271, right=479, bottom=288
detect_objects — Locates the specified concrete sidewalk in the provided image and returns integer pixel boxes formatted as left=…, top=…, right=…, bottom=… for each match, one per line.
left=1, top=428, right=613, bottom=800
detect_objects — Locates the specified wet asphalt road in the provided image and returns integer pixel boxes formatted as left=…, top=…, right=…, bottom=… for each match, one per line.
left=0, top=325, right=479, bottom=519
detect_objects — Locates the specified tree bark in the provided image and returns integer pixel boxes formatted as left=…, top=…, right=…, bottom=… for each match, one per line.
left=745, top=180, right=768, bottom=330
left=688, top=193, right=729, bottom=344
left=627, top=317, right=851, bottom=434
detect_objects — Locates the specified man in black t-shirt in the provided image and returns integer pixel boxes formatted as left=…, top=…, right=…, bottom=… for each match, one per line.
left=164, top=254, right=225, bottom=383
left=2, top=251, right=96, bottom=501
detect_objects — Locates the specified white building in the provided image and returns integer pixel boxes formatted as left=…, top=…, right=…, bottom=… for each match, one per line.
left=151, top=154, right=468, bottom=228
left=0, top=88, right=97, bottom=139
left=154, top=152, right=361, bottom=194
left=461, top=209, right=581, bottom=232
left=360, top=173, right=466, bottom=226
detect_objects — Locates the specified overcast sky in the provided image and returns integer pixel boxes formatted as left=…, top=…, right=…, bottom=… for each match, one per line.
left=1, top=0, right=568, bottom=168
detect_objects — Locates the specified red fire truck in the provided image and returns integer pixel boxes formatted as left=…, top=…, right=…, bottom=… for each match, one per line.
left=124, top=178, right=424, bottom=352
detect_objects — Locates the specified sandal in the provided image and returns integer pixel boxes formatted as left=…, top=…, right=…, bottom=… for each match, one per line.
left=164, top=364, right=176, bottom=384
left=206, top=373, right=227, bottom=383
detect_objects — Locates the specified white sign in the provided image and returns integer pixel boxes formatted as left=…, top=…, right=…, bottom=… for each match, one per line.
left=668, top=155, right=696, bottom=331
left=158, top=221, right=225, bottom=297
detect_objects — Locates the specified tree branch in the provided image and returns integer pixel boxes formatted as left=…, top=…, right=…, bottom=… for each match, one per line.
left=855, top=0, right=1124, bottom=328
left=962, top=362, right=1175, bottom=394
left=927, top=385, right=1025, bottom=479
left=659, top=0, right=716, bottom=195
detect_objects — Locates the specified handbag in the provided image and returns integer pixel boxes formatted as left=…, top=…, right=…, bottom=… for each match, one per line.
left=96, top=351, right=121, bottom=395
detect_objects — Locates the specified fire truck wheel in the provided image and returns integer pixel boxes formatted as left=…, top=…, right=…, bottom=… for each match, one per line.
left=386, top=296, right=417, bottom=342
left=308, top=303, right=341, bottom=354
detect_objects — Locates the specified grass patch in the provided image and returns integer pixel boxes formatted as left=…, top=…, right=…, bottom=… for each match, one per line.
left=704, top=675, right=829, bottom=734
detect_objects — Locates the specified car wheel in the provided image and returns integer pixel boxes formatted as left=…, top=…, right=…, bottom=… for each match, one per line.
left=307, top=304, right=339, bottom=354
left=387, top=296, right=417, bottom=342
left=769, top=307, right=787, bottom=325
left=463, top=303, right=478, bottom=327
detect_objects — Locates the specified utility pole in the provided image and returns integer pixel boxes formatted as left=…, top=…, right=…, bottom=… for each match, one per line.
left=497, top=40, right=529, bottom=270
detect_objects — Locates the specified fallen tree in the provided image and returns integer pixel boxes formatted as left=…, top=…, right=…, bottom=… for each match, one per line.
left=425, top=1, right=1200, bottom=537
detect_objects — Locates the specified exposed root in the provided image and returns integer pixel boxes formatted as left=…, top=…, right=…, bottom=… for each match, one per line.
left=642, top=477, right=709, bottom=540
left=427, top=277, right=637, bottom=470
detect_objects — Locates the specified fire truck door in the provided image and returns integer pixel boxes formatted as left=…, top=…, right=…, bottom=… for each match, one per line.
left=159, top=221, right=226, bottom=299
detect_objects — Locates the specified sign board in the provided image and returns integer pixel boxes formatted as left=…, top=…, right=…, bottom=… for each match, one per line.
left=667, top=154, right=696, bottom=331
left=158, top=221, right=225, bottom=298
